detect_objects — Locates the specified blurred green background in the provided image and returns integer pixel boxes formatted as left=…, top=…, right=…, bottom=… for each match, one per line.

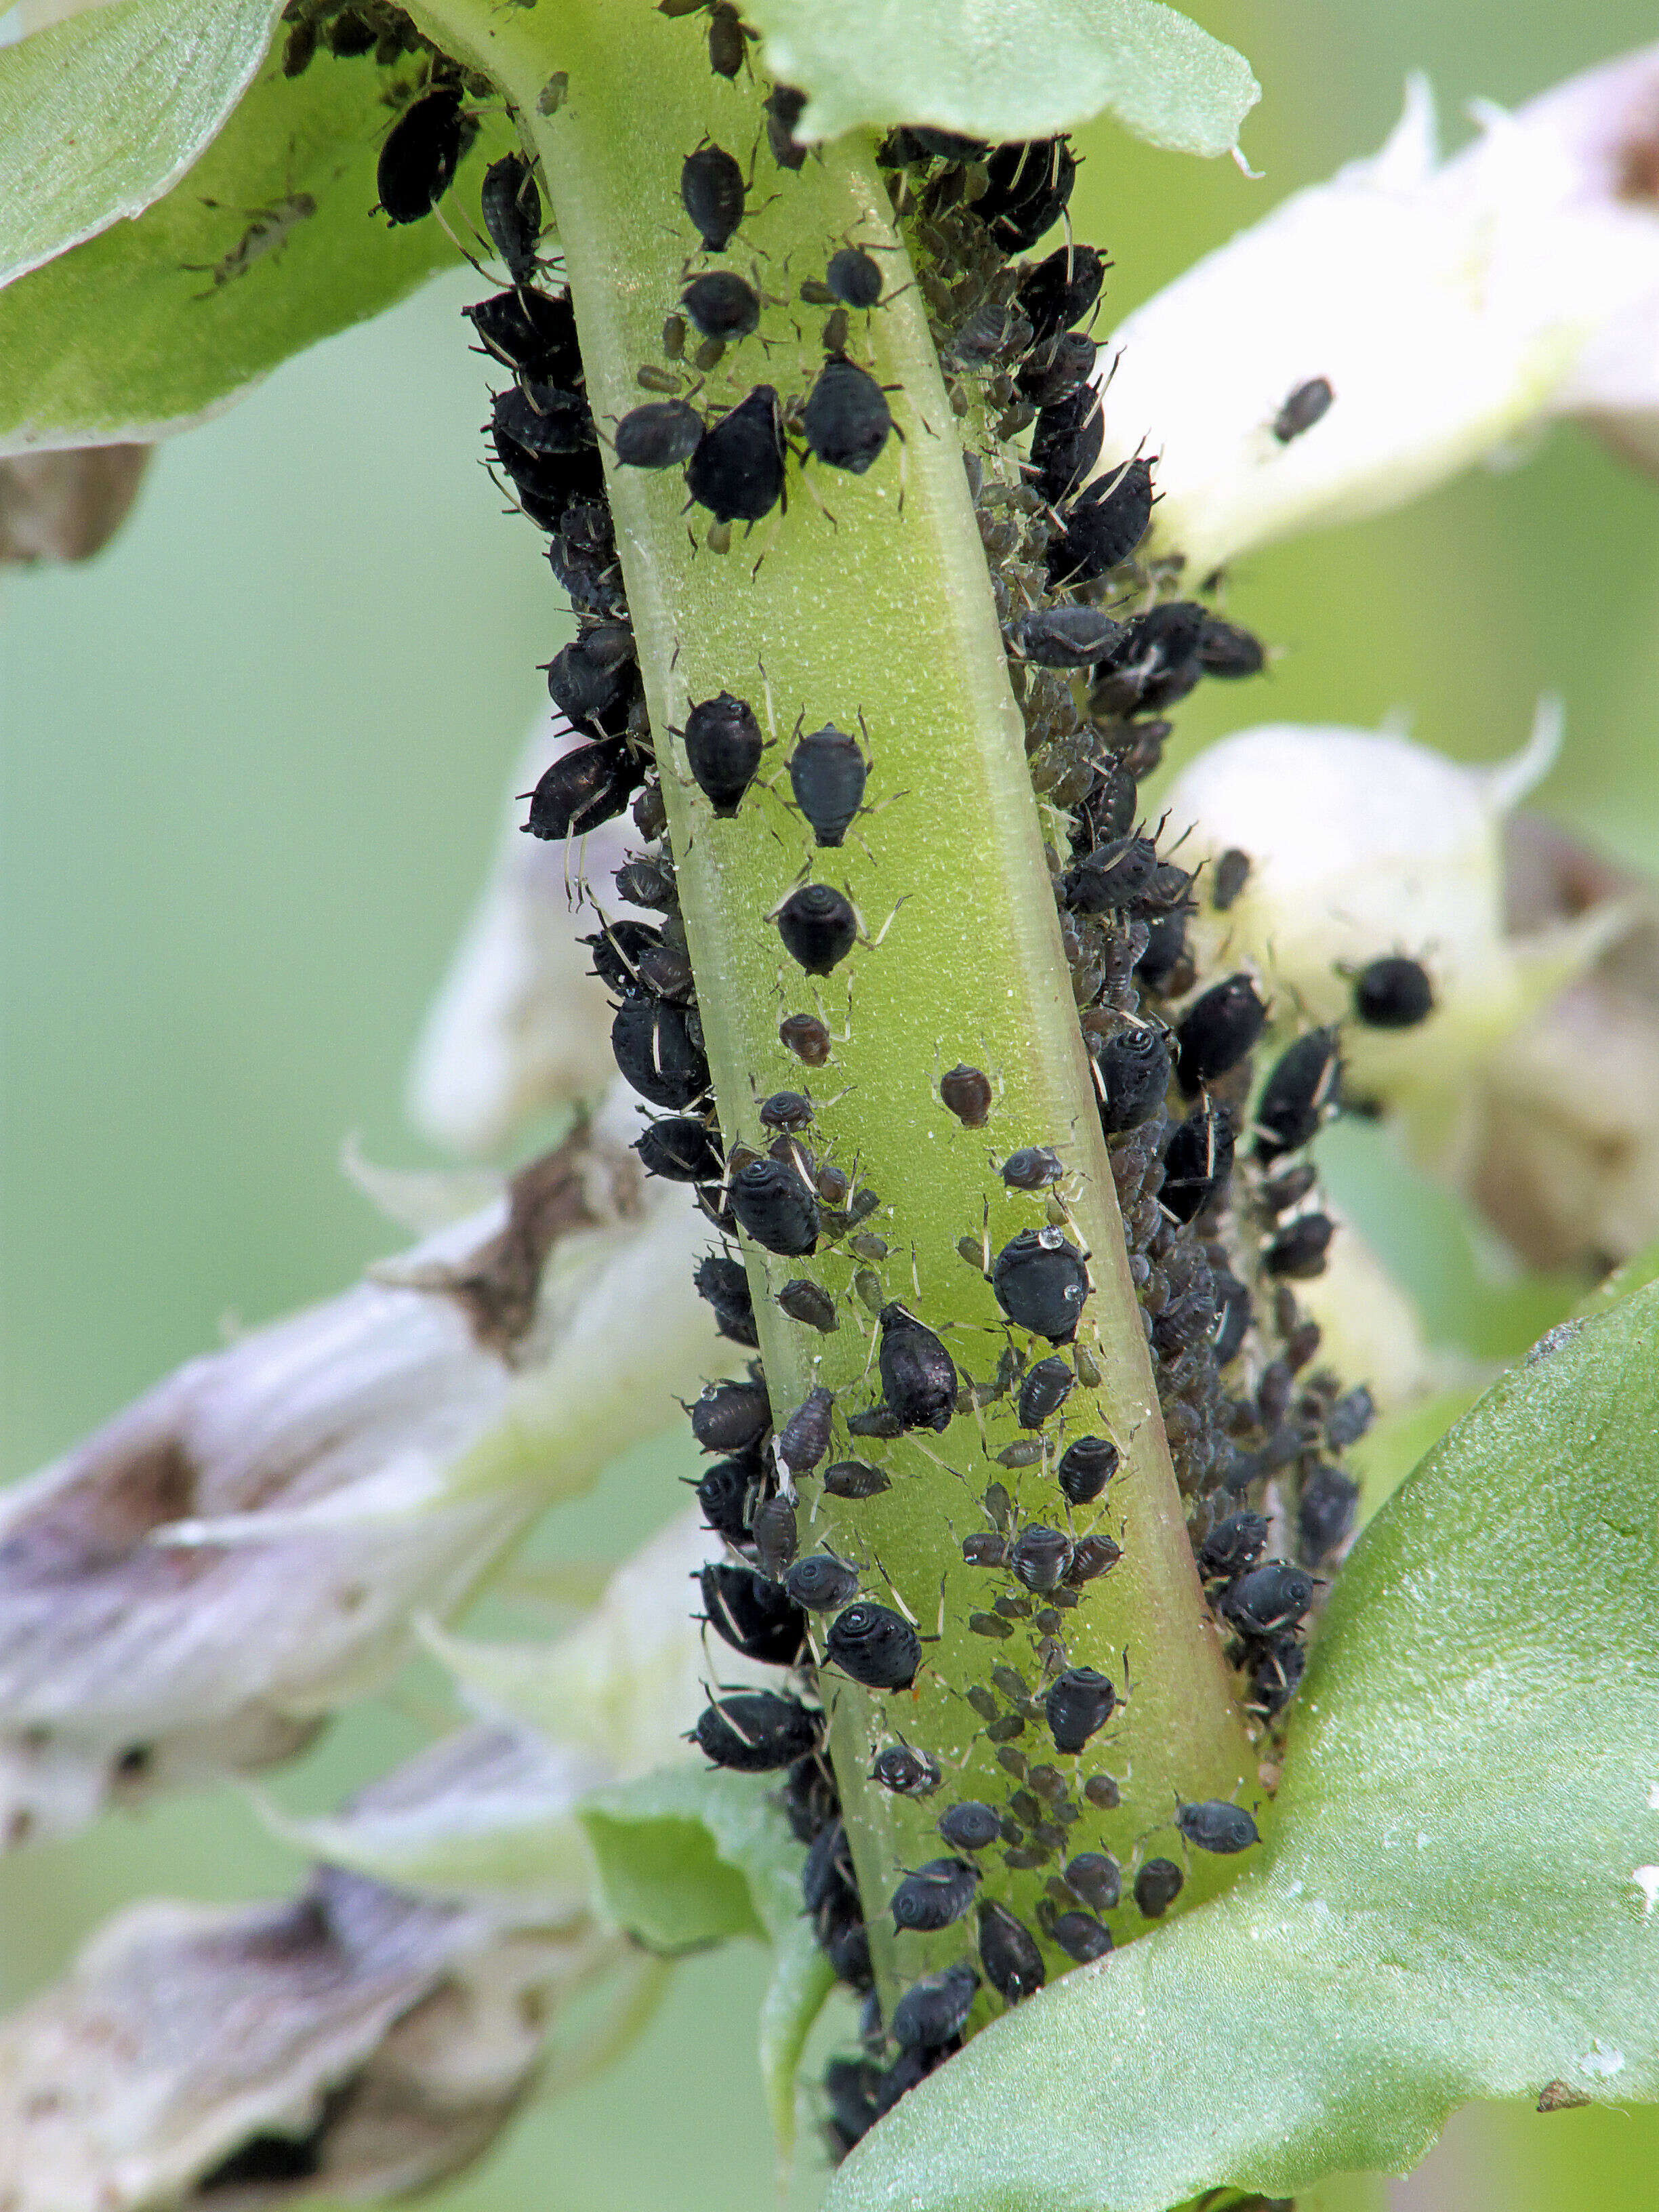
left=4, top=2, right=1659, bottom=2206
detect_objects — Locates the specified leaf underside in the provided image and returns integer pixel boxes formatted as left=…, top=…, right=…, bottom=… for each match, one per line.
left=828, top=1285, right=1659, bottom=2211
left=742, top=0, right=1260, bottom=156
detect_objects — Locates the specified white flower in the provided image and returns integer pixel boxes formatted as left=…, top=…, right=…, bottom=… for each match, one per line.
left=1094, top=44, right=1659, bottom=573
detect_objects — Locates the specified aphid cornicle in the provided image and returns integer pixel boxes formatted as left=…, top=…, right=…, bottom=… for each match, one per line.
left=633, top=1115, right=724, bottom=1183
left=689, top=1372, right=772, bottom=1453
left=480, top=152, right=541, bottom=285
left=789, top=722, right=869, bottom=846
left=890, top=1961, right=980, bottom=2052
left=826, top=1601, right=922, bottom=1689
left=1174, top=973, right=1268, bottom=1093
left=694, top=1252, right=758, bottom=1347
left=1058, top=1434, right=1118, bottom=1506
left=681, top=691, right=764, bottom=817
left=523, top=737, right=641, bottom=840
left=611, top=997, right=710, bottom=1109
left=729, top=1157, right=820, bottom=1256
left=686, top=385, right=787, bottom=523
left=775, top=885, right=859, bottom=975
left=377, top=87, right=472, bottom=226
left=1176, top=1800, right=1261, bottom=1855
left=1092, top=1024, right=1173, bottom=1134
left=1352, top=953, right=1435, bottom=1028
left=1161, top=1107, right=1235, bottom=1226
left=1133, top=1857, right=1184, bottom=1917
left=615, top=398, right=705, bottom=470
left=872, top=1743, right=941, bottom=1795
left=877, top=1304, right=958, bottom=1432
left=694, top=1691, right=818, bottom=1772
left=785, top=1553, right=860, bottom=1612
left=991, top=1229, right=1090, bottom=1343
left=1016, top=1357, right=1075, bottom=1431
left=802, top=354, right=895, bottom=475
left=680, top=139, right=747, bottom=250
left=699, top=1562, right=807, bottom=1665
left=1273, top=375, right=1334, bottom=443
left=682, top=268, right=762, bottom=340
left=1255, top=1029, right=1342, bottom=1161
left=1045, top=1666, right=1117, bottom=1753
left=778, top=1277, right=839, bottom=1332
left=977, top=1898, right=1046, bottom=2004
left=778, top=1385, right=835, bottom=1472
left=890, top=1858, right=979, bottom=1933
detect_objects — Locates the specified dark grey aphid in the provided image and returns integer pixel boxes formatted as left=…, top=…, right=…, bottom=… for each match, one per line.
left=695, top=1454, right=758, bottom=1541
left=1298, top=1465, right=1359, bottom=1561
left=524, top=738, right=641, bottom=841
left=778, top=1277, right=839, bottom=1332
left=1018, top=327, right=1098, bottom=407
left=1064, top=834, right=1160, bottom=917
left=689, top=1374, right=772, bottom=1453
left=939, top=1065, right=993, bottom=1127
left=680, top=140, right=746, bottom=250
left=775, top=885, right=859, bottom=975
left=1002, top=1146, right=1064, bottom=1193
left=682, top=691, right=764, bottom=817
left=1045, top=1666, right=1116, bottom=1753
left=803, top=354, right=894, bottom=474
left=682, top=268, right=761, bottom=340
left=694, top=1252, right=756, bottom=1347
left=1134, top=1857, right=1184, bottom=1917
left=1029, top=384, right=1103, bottom=504
left=800, top=1817, right=855, bottom=1916
left=1017, top=240, right=1107, bottom=344
left=1057, top=1435, right=1118, bottom=1506
left=693, top=1690, right=817, bottom=1771
left=1066, top=1532, right=1121, bottom=1586
left=615, top=398, right=704, bottom=469
left=991, top=1229, right=1090, bottom=1343
left=1052, top=1911, right=1112, bottom=1963
left=1175, top=975, right=1267, bottom=1094
left=1212, top=847, right=1251, bottom=910
left=779, top=1385, right=835, bottom=1472
left=729, top=1157, right=819, bottom=1255
left=1016, top=1358, right=1075, bottom=1431
left=877, top=1303, right=958, bottom=1432
left=465, top=287, right=582, bottom=382
left=785, top=1553, right=859, bottom=1612
left=890, top=1961, right=979, bottom=2051
left=480, top=152, right=541, bottom=285
left=1010, top=1524, right=1073, bottom=1591
left=1353, top=954, right=1433, bottom=1028
left=546, top=623, right=637, bottom=738
left=789, top=722, right=868, bottom=846
left=687, top=385, right=787, bottom=523
left=634, top=1115, right=724, bottom=1183
left=1047, top=457, right=1154, bottom=586
left=827, top=1601, right=922, bottom=1689
left=821, top=1458, right=892, bottom=1499
left=1223, top=1561, right=1315, bottom=1635
left=1326, top=1386, right=1374, bottom=1449
left=977, top=1898, right=1045, bottom=2003
left=1162, top=1107, right=1235, bottom=1227
left=1212, top=1271, right=1251, bottom=1364
left=872, top=1744, right=941, bottom=1795
left=1264, top=1212, right=1335, bottom=1279
left=937, top=1802, right=1000, bottom=1853
left=1255, top=1029, right=1342, bottom=1161
left=1197, top=616, right=1265, bottom=678
left=376, top=88, right=472, bottom=226
left=1176, top=1800, right=1260, bottom=1854
left=1196, top=1510, right=1268, bottom=1583
left=758, top=1090, right=815, bottom=1132
left=1248, top=1633, right=1307, bottom=1717
left=962, top=1532, right=1008, bottom=1568
left=611, top=997, right=710, bottom=1109
left=753, top=1494, right=798, bottom=1578
left=890, top=1858, right=979, bottom=1932
left=763, top=83, right=808, bottom=169
left=494, top=381, right=594, bottom=460
left=699, top=1562, right=806, bottom=1664
left=1063, top=1850, right=1121, bottom=1913
left=1092, top=1024, right=1172, bottom=1134
left=1006, top=604, right=1127, bottom=668
left=1273, top=375, right=1334, bottom=443
left=825, top=245, right=884, bottom=308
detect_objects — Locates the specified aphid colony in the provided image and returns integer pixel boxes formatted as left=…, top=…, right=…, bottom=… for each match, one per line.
left=401, top=7, right=1399, bottom=2161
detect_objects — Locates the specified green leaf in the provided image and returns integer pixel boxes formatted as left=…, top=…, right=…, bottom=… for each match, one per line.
left=741, top=0, right=1258, bottom=157
left=0, top=41, right=472, bottom=453
left=828, top=1285, right=1659, bottom=2212
left=0, top=0, right=283, bottom=288
left=578, top=1765, right=838, bottom=2154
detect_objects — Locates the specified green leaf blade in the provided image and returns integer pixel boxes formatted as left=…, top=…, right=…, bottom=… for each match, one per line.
left=0, top=0, right=284, bottom=289
left=828, top=1288, right=1659, bottom=2212
left=742, top=0, right=1259, bottom=157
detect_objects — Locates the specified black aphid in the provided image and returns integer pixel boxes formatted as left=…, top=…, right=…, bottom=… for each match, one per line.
left=1197, top=617, right=1266, bottom=678
left=824, top=245, right=884, bottom=308
left=823, top=2057, right=881, bottom=2153
left=827, top=1602, right=920, bottom=1688
left=1133, top=1857, right=1184, bottom=1917
left=706, top=0, right=750, bottom=79
left=465, top=288, right=583, bottom=382
left=1052, top=1912, right=1113, bottom=1963
left=1273, top=375, right=1334, bottom=443
left=694, top=1691, right=817, bottom=1771
left=801, top=1818, right=856, bottom=1915
left=872, top=1744, right=941, bottom=1795
left=977, top=1898, right=1046, bottom=2003
left=688, top=1373, right=772, bottom=1453
left=1017, top=242, right=1107, bottom=345
left=939, top=1065, right=994, bottom=1129
left=695, top=1454, right=758, bottom=1541
left=377, top=88, right=471, bottom=226
left=694, top=1252, right=757, bottom=1347
left=687, top=384, right=787, bottom=523
left=1352, top=954, right=1434, bottom=1029
left=1007, top=604, right=1126, bottom=669
left=1057, top=1434, right=1118, bottom=1506
left=680, top=139, right=746, bottom=250
left=546, top=623, right=638, bottom=739
left=961, top=1532, right=1008, bottom=1568
left=890, top=1962, right=979, bottom=2052
left=976, top=136, right=1076, bottom=251
left=729, top=1157, right=819, bottom=1256
left=480, top=152, right=541, bottom=285
left=1029, top=384, right=1104, bottom=505
left=1064, top=834, right=1160, bottom=916
left=586, top=918, right=667, bottom=999
left=1048, top=458, right=1154, bottom=586
left=1063, top=1850, right=1121, bottom=1912
left=1010, top=1524, right=1073, bottom=1591
left=821, top=1459, right=891, bottom=1499
left=699, top=1562, right=806, bottom=1664
left=1016, top=1358, right=1075, bottom=1431
left=1248, top=1633, right=1307, bottom=1717
left=1298, top=1465, right=1359, bottom=1561
left=1067, top=1532, right=1122, bottom=1586
left=763, top=83, right=808, bottom=169
left=634, top=1115, right=724, bottom=1183
left=877, top=1303, right=958, bottom=1432
left=753, top=1494, right=799, bottom=1579
left=1093, top=1024, right=1172, bottom=1134
left=494, top=381, right=594, bottom=462
left=523, top=736, right=641, bottom=842
left=1256, top=1029, right=1342, bottom=1161
left=1045, top=1666, right=1116, bottom=1754
left=611, top=998, right=710, bottom=1109
left=778, top=1385, right=835, bottom=1472
left=775, top=885, right=859, bottom=975
left=1001, top=1146, right=1064, bottom=1192
left=1162, top=1107, right=1235, bottom=1226
left=991, top=1229, right=1090, bottom=1343
left=937, top=1801, right=1000, bottom=1853
left=682, top=268, right=761, bottom=340
left=789, top=722, right=868, bottom=846
left=1264, top=1213, right=1334, bottom=1279
left=1176, top=1800, right=1260, bottom=1855
left=891, top=1858, right=979, bottom=1932
left=1212, top=848, right=1251, bottom=910
left=676, top=690, right=762, bottom=817
left=753, top=1090, right=809, bottom=1134
left=1327, top=1386, right=1374, bottom=1449
left=785, top=1553, right=860, bottom=1612
left=1018, top=327, right=1098, bottom=407
left=803, top=354, right=894, bottom=475
left=615, top=398, right=704, bottom=470
left=1175, top=974, right=1267, bottom=1093
left=1223, top=1561, right=1315, bottom=1635
left=778, top=1277, right=839, bottom=1332
left=1196, top=1510, right=1268, bottom=1582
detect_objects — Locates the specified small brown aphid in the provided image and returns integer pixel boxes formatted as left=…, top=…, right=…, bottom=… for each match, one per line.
left=1082, top=1774, right=1120, bottom=1809
left=1212, top=846, right=1251, bottom=909
left=939, top=1065, right=994, bottom=1128
left=778, top=1278, right=839, bottom=1332
left=780, top=1012, right=832, bottom=1066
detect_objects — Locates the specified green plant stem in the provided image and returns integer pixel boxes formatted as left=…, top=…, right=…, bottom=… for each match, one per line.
left=412, top=0, right=1255, bottom=2017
